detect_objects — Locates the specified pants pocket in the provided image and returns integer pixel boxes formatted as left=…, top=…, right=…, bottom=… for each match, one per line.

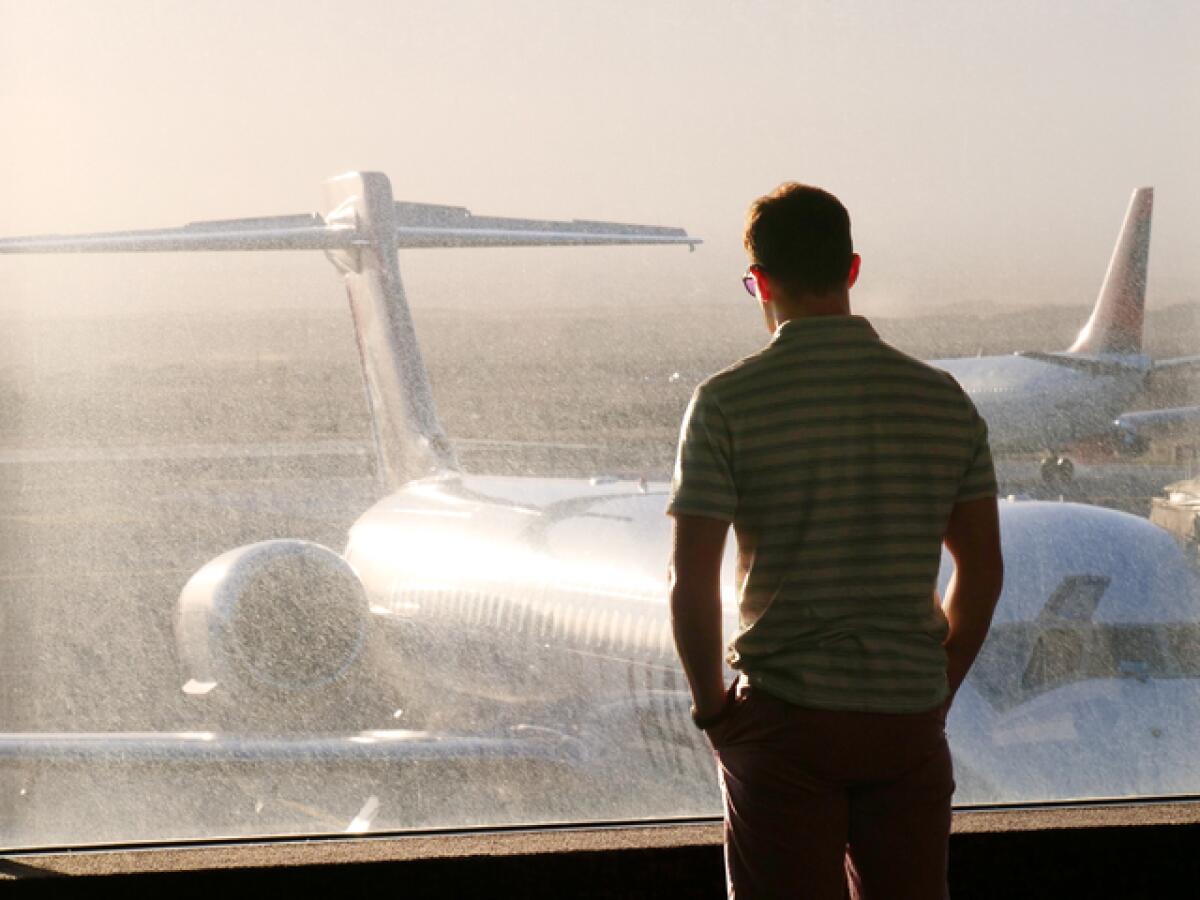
left=704, top=680, right=753, bottom=749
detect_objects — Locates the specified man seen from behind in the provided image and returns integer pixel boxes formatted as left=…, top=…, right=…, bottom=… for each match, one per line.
left=667, top=183, right=1004, bottom=899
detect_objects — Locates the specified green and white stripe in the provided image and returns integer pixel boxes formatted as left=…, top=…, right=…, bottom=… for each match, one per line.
left=668, top=315, right=996, bottom=714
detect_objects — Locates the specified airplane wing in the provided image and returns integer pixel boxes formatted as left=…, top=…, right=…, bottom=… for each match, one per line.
left=1016, top=351, right=1147, bottom=377
left=0, top=204, right=700, bottom=254
left=0, top=728, right=594, bottom=840
left=0, top=729, right=579, bottom=766
left=1113, top=405, right=1200, bottom=447
left=1151, top=355, right=1200, bottom=373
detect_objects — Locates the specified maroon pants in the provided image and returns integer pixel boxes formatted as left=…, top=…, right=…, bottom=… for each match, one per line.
left=706, top=681, right=953, bottom=900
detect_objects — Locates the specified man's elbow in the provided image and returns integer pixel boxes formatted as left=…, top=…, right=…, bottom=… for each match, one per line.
left=955, top=548, right=1004, bottom=599
left=987, top=562, right=1004, bottom=607
left=668, top=576, right=701, bottom=616
left=668, top=572, right=721, bottom=621
left=987, top=544, right=1005, bottom=588
left=667, top=565, right=688, bottom=610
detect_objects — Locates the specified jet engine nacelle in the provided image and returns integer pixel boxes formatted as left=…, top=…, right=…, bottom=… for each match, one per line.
left=176, top=540, right=370, bottom=698
left=1112, top=418, right=1151, bottom=456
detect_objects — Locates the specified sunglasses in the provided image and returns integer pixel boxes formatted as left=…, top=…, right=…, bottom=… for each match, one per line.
left=742, top=265, right=764, bottom=298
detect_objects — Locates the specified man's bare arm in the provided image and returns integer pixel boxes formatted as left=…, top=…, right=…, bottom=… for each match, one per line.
left=668, top=514, right=730, bottom=721
left=942, top=496, right=1004, bottom=703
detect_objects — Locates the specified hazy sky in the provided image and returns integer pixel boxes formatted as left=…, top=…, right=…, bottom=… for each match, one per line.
left=1, top=0, right=1198, bottom=317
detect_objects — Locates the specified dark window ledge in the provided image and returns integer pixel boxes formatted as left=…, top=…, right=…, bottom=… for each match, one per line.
left=3, top=802, right=1199, bottom=898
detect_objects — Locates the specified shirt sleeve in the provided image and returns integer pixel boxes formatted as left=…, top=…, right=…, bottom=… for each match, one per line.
left=956, top=403, right=998, bottom=502
left=666, top=385, right=737, bottom=522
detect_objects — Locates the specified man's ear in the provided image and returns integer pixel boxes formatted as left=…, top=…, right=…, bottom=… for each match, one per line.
left=752, top=268, right=773, bottom=303
left=847, top=253, right=862, bottom=289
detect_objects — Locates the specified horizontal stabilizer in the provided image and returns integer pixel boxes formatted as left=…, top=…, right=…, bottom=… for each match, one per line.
left=391, top=201, right=698, bottom=248
left=0, top=204, right=700, bottom=254
left=0, top=215, right=354, bottom=254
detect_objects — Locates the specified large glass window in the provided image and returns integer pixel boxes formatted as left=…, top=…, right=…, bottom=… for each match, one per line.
left=2, top=0, right=1199, bottom=847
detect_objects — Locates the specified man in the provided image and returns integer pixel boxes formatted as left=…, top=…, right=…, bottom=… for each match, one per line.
left=667, top=183, right=1003, bottom=899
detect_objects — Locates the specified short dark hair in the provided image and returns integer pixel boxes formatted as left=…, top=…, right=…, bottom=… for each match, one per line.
left=743, top=183, right=854, bottom=296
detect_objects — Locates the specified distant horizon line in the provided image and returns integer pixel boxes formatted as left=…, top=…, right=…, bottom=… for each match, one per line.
left=3, top=297, right=1200, bottom=322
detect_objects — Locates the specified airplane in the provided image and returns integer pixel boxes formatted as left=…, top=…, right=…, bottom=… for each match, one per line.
left=1, top=172, right=1199, bottom=847
left=932, top=187, right=1200, bottom=486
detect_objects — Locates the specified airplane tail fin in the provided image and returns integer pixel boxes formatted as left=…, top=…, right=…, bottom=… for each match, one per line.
left=1067, top=187, right=1153, bottom=355
left=323, top=173, right=459, bottom=490
left=0, top=171, right=700, bottom=491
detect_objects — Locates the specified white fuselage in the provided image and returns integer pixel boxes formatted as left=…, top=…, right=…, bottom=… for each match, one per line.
left=933, top=353, right=1149, bottom=453
left=342, top=474, right=1200, bottom=805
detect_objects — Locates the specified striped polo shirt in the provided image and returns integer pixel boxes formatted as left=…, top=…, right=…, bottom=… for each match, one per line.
left=667, top=315, right=997, bottom=714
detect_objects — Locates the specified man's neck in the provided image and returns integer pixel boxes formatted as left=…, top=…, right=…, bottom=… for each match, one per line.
left=768, top=291, right=852, bottom=329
